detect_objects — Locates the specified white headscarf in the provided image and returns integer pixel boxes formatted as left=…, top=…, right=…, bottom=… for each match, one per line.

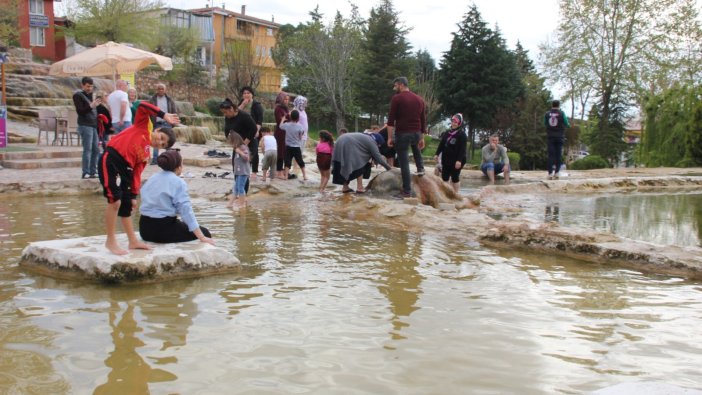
left=293, top=95, right=307, bottom=112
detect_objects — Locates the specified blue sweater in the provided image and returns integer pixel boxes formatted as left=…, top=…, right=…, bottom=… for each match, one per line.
left=140, top=171, right=199, bottom=232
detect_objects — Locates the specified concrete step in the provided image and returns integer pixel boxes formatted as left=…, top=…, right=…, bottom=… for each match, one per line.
left=1, top=157, right=82, bottom=169
left=0, top=149, right=83, bottom=161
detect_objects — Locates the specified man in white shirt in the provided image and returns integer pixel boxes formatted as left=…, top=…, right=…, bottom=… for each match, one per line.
left=107, top=80, right=132, bottom=134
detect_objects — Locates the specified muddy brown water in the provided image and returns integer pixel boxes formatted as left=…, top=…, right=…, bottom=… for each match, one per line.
left=0, top=195, right=701, bottom=394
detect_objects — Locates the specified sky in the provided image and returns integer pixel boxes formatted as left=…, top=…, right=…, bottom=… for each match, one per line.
left=165, top=0, right=561, bottom=65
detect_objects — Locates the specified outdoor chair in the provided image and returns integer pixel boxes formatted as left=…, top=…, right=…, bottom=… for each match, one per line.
left=64, top=109, right=81, bottom=146
left=36, top=109, right=57, bottom=145
left=55, top=109, right=69, bottom=146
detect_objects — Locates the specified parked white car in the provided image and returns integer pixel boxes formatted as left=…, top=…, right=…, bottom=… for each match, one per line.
left=575, top=151, right=589, bottom=160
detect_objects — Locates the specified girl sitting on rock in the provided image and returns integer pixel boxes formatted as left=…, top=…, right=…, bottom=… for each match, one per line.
left=139, top=149, right=215, bottom=245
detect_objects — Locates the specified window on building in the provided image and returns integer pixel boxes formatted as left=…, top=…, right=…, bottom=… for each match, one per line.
left=267, top=28, right=273, bottom=36
left=30, top=27, right=45, bottom=46
left=256, top=45, right=261, bottom=57
left=174, top=11, right=188, bottom=28
left=268, top=47, right=273, bottom=58
left=237, top=20, right=246, bottom=31
left=29, top=0, right=44, bottom=14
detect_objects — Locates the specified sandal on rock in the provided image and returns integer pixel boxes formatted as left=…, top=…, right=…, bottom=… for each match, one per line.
left=342, top=188, right=354, bottom=193
left=355, top=189, right=366, bottom=194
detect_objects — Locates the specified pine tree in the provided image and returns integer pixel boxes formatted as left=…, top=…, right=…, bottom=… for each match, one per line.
left=436, top=5, right=521, bottom=158
left=356, top=0, right=412, bottom=124
left=507, top=42, right=551, bottom=170
left=411, top=50, right=440, bottom=127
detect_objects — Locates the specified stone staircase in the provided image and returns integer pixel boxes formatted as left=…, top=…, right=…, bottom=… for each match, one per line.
left=0, top=149, right=83, bottom=169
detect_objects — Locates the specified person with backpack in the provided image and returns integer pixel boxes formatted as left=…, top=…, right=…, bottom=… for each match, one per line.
left=544, top=100, right=571, bottom=179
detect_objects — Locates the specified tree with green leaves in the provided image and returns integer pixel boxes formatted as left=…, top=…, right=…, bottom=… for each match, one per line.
left=0, top=0, right=20, bottom=47
left=436, top=5, right=521, bottom=158
left=273, top=8, right=364, bottom=130
left=356, top=0, right=412, bottom=125
left=411, top=49, right=440, bottom=129
left=504, top=42, right=551, bottom=170
left=543, top=0, right=701, bottom=164
left=640, top=84, right=702, bottom=167
left=156, top=25, right=204, bottom=89
left=63, top=0, right=163, bottom=47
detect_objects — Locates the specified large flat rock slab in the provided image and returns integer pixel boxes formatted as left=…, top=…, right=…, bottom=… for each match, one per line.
left=480, top=221, right=702, bottom=280
left=20, top=234, right=240, bottom=284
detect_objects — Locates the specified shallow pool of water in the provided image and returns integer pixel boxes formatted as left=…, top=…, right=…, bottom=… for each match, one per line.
left=508, top=192, right=702, bottom=247
left=1, top=195, right=701, bottom=394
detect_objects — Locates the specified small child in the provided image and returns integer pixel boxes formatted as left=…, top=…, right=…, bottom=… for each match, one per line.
left=98, top=101, right=179, bottom=255
left=259, top=127, right=277, bottom=183
left=316, top=130, right=334, bottom=193
left=279, top=109, right=307, bottom=181
left=228, top=132, right=250, bottom=208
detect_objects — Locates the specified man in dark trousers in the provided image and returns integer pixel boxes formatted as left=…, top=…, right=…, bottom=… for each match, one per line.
left=544, top=100, right=571, bottom=179
left=386, top=76, right=427, bottom=199
left=72, top=76, right=101, bottom=179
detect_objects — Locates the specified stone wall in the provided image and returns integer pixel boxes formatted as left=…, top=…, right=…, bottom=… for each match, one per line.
left=135, top=74, right=225, bottom=108
left=134, top=69, right=277, bottom=109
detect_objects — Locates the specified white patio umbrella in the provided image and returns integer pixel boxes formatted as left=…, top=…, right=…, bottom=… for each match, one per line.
left=49, top=41, right=173, bottom=82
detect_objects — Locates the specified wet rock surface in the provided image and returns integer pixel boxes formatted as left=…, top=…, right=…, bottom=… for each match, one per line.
left=367, top=168, right=465, bottom=208
left=20, top=235, right=240, bottom=284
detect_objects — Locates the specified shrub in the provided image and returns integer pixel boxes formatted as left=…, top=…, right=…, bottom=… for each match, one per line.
left=263, top=108, right=276, bottom=124
left=507, top=152, right=520, bottom=170
left=205, top=98, right=223, bottom=115
left=570, top=155, right=610, bottom=170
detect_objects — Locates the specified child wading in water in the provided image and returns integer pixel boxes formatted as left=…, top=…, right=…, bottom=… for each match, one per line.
left=259, top=126, right=277, bottom=183
left=316, top=130, right=334, bottom=193
left=279, top=109, right=308, bottom=181
left=228, top=132, right=250, bottom=208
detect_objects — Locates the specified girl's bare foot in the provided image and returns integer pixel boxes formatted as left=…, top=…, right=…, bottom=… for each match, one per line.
left=105, top=241, right=129, bottom=255
left=129, top=240, right=151, bottom=250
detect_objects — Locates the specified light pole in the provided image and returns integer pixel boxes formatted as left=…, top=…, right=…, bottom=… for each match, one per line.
left=0, top=43, right=7, bottom=106
left=1, top=43, right=8, bottom=148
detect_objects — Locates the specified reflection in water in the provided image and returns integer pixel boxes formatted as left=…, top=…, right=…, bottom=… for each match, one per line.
left=94, top=302, right=177, bottom=395
left=545, top=203, right=560, bottom=223
left=0, top=195, right=701, bottom=394
left=376, top=231, right=423, bottom=342
left=554, top=193, right=702, bottom=246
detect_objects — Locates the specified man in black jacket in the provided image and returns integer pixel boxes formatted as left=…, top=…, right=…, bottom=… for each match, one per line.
left=544, top=100, right=571, bottom=179
left=72, top=76, right=101, bottom=179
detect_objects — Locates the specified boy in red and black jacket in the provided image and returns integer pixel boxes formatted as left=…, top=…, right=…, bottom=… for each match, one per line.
left=98, top=101, right=179, bottom=255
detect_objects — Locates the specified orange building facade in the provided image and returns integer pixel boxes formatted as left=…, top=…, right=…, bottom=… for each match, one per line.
left=191, top=6, right=282, bottom=93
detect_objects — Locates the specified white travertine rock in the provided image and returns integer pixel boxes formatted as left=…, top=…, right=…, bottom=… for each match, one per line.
left=20, top=234, right=240, bottom=284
